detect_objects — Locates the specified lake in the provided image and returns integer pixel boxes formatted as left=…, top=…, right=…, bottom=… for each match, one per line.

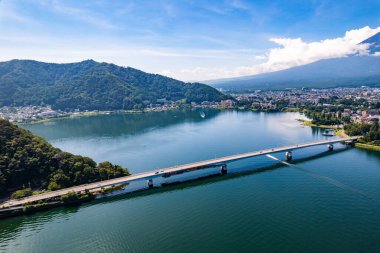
left=1, top=109, right=380, bottom=253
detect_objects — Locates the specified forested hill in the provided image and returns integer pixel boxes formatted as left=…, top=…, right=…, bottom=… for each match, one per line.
left=0, top=60, right=227, bottom=110
left=0, top=119, right=128, bottom=195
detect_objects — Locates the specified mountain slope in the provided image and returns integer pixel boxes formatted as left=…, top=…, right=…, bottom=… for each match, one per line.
left=0, top=60, right=227, bottom=110
left=0, top=119, right=128, bottom=195
left=361, top=32, right=380, bottom=54
left=209, top=56, right=380, bottom=90
left=208, top=32, right=380, bottom=90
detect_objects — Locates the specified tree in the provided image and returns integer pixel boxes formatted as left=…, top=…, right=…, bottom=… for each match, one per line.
left=0, top=119, right=130, bottom=196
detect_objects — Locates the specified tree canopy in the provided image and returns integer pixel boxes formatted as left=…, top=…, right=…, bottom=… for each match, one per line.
left=344, top=122, right=380, bottom=145
left=0, top=59, right=227, bottom=110
left=0, top=119, right=129, bottom=195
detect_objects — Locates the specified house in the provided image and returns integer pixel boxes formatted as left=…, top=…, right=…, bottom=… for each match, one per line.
left=220, top=100, right=235, bottom=107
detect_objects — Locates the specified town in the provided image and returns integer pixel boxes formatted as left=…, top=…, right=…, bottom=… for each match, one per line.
left=0, top=100, right=236, bottom=123
left=231, top=87, right=380, bottom=124
left=1, top=88, right=379, bottom=124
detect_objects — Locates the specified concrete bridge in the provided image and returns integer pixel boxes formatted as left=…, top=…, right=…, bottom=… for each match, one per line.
left=0, top=137, right=359, bottom=209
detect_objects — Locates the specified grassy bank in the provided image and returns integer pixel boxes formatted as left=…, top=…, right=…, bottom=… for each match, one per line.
left=355, top=143, right=380, bottom=151
left=298, top=119, right=380, bottom=152
left=297, top=119, right=338, bottom=129
left=334, top=129, right=349, bottom=138
left=334, top=129, right=380, bottom=152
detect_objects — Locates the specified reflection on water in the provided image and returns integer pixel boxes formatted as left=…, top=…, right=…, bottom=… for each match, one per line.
left=0, top=145, right=351, bottom=245
left=22, top=110, right=319, bottom=173
left=24, top=109, right=220, bottom=139
left=2, top=110, right=379, bottom=253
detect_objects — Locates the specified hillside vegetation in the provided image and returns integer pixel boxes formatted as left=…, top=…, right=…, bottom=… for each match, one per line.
left=0, top=59, right=226, bottom=110
left=0, top=119, right=129, bottom=195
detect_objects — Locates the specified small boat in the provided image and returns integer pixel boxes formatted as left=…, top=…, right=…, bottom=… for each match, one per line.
left=199, top=111, right=206, bottom=118
left=322, top=130, right=335, bottom=136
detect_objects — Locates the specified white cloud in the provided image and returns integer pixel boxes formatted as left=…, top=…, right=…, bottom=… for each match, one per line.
left=1, top=16, right=379, bottom=82
left=45, top=0, right=117, bottom=30
left=168, top=26, right=380, bottom=81
left=264, top=26, right=380, bottom=70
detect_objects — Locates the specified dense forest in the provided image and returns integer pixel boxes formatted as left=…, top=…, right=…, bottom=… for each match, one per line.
left=0, top=119, right=129, bottom=196
left=0, top=59, right=227, bottom=110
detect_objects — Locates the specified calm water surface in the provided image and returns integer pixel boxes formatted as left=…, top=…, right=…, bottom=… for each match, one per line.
left=1, top=110, right=380, bottom=253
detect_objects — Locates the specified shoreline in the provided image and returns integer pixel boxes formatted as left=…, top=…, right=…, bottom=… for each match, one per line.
left=18, top=110, right=145, bottom=125
left=296, top=119, right=338, bottom=129
left=355, top=143, right=380, bottom=151
left=334, top=129, right=349, bottom=138
left=0, top=184, right=127, bottom=219
left=18, top=111, right=380, bottom=154
left=17, top=106, right=239, bottom=125
left=299, top=121, right=380, bottom=152
left=331, top=128, right=380, bottom=152
left=13, top=106, right=301, bottom=125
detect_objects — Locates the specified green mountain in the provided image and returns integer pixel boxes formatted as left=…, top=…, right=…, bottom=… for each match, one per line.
left=0, top=60, right=226, bottom=110
left=0, top=119, right=128, bottom=195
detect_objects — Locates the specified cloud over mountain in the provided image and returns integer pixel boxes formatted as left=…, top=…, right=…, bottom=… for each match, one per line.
left=176, top=26, right=380, bottom=81
left=263, top=26, right=380, bottom=71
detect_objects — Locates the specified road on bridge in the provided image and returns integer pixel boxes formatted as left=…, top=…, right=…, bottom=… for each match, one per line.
left=0, top=137, right=359, bottom=209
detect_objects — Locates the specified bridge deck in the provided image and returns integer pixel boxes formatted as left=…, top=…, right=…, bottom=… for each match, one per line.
left=0, top=137, right=359, bottom=208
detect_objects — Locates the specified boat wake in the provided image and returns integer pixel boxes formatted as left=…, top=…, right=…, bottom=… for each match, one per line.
left=265, top=154, right=373, bottom=200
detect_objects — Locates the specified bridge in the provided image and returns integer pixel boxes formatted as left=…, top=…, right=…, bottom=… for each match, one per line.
left=0, top=137, right=359, bottom=209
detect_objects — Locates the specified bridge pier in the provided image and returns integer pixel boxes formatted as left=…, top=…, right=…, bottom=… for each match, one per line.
left=327, top=144, right=334, bottom=151
left=147, top=179, right=153, bottom=189
left=346, top=140, right=356, bottom=147
left=285, top=151, right=292, bottom=161
left=220, top=164, right=227, bottom=175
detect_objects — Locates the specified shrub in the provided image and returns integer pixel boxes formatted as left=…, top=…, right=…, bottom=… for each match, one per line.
left=11, top=188, right=33, bottom=199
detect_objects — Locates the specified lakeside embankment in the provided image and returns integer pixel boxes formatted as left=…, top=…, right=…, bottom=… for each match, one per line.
left=334, top=129, right=349, bottom=138
left=298, top=120, right=371, bottom=150
left=0, top=184, right=126, bottom=219
left=19, top=110, right=144, bottom=125
left=298, top=118, right=380, bottom=152
left=334, top=129, right=380, bottom=151
left=16, top=106, right=228, bottom=124
left=355, top=143, right=380, bottom=151
left=297, top=118, right=339, bottom=129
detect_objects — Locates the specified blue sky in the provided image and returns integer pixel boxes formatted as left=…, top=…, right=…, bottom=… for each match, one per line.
left=0, top=0, right=379, bottom=81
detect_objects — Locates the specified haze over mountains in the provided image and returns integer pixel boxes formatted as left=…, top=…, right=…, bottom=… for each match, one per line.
left=0, top=60, right=226, bottom=110
left=207, top=32, right=380, bottom=90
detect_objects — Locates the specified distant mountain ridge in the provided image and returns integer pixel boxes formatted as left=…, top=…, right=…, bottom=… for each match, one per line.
left=361, top=32, right=380, bottom=54
left=208, top=32, right=380, bottom=90
left=0, top=60, right=227, bottom=110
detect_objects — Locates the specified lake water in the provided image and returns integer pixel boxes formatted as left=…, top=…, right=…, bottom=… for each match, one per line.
left=1, top=109, right=380, bottom=253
